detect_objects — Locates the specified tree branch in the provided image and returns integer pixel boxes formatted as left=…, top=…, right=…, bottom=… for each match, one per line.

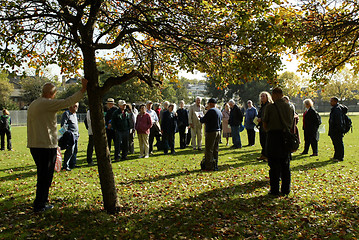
left=99, top=70, right=161, bottom=96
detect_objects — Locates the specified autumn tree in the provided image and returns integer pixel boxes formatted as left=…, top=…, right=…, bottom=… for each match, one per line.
left=0, top=1, right=293, bottom=213
left=20, top=76, right=50, bottom=105
left=285, top=0, right=359, bottom=83
left=0, top=71, right=14, bottom=109
left=276, top=71, right=302, bottom=99
left=321, top=68, right=359, bottom=104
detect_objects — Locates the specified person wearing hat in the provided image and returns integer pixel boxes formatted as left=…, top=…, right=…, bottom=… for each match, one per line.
left=104, top=98, right=118, bottom=152
left=199, top=98, right=222, bottom=171
left=111, top=100, right=131, bottom=161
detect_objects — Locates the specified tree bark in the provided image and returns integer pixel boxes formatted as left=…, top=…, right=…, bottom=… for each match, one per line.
left=83, top=48, right=119, bottom=214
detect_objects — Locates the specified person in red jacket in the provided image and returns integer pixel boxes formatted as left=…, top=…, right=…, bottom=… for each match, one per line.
left=135, top=104, right=153, bottom=158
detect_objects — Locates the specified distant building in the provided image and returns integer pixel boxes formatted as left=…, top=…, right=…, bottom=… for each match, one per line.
left=187, top=83, right=207, bottom=99
left=8, top=76, right=25, bottom=109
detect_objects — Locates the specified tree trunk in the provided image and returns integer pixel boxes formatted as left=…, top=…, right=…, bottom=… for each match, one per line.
left=83, top=49, right=119, bottom=214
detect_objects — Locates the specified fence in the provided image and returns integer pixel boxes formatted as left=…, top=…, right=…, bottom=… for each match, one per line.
left=9, top=110, right=87, bottom=126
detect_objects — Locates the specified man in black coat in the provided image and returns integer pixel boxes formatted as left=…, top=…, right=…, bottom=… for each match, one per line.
left=228, top=99, right=243, bottom=149
left=176, top=100, right=189, bottom=149
left=105, top=98, right=118, bottom=152
left=199, top=98, right=222, bottom=171
left=329, top=97, right=345, bottom=161
left=161, top=103, right=177, bottom=154
left=301, top=99, right=321, bottom=156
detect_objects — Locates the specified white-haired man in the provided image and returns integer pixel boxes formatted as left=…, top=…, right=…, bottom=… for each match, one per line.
left=188, top=96, right=205, bottom=150
left=27, top=79, right=87, bottom=212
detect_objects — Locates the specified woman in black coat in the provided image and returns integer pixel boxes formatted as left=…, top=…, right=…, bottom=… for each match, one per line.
left=301, top=99, right=321, bottom=156
left=161, top=103, right=178, bottom=154
left=256, top=91, right=273, bottom=160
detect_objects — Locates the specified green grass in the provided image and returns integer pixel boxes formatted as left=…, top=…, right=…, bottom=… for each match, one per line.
left=1, top=116, right=359, bottom=239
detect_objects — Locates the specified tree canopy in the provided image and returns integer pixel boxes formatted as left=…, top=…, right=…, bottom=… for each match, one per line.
left=285, top=0, right=359, bottom=83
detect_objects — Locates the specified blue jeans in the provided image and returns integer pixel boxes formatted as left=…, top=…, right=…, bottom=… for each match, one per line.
left=115, top=130, right=130, bottom=160
left=63, top=140, right=78, bottom=169
left=231, top=126, right=242, bottom=148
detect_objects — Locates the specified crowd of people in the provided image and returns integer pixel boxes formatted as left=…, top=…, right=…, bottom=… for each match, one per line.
left=23, top=79, right=351, bottom=212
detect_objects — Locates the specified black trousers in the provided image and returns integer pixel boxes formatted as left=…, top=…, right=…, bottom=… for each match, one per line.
left=114, top=130, right=129, bottom=160
left=266, top=130, right=291, bottom=195
left=246, top=129, right=255, bottom=146
left=149, top=126, right=161, bottom=153
left=259, top=128, right=267, bottom=156
left=87, top=135, right=94, bottom=164
left=0, top=129, right=12, bottom=150
left=106, top=129, right=116, bottom=152
left=178, top=125, right=187, bottom=149
left=303, top=130, right=318, bottom=154
left=163, top=132, right=175, bottom=154
left=30, top=148, right=57, bottom=210
left=330, top=134, right=344, bottom=160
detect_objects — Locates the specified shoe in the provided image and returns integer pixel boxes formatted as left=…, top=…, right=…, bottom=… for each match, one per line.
left=144, top=155, right=149, bottom=158
left=34, top=204, right=54, bottom=213
left=193, top=148, right=196, bottom=150
left=121, top=157, right=128, bottom=161
left=310, top=153, right=318, bottom=156
left=300, top=152, right=308, bottom=155
left=267, top=191, right=280, bottom=197
left=171, top=151, right=176, bottom=155
left=139, top=155, right=144, bottom=158
left=257, top=155, right=267, bottom=160
left=87, top=162, right=94, bottom=166
left=332, top=158, right=343, bottom=162
left=61, top=167, right=71, bottom=171
left=197, top=148, right=202, bottom=151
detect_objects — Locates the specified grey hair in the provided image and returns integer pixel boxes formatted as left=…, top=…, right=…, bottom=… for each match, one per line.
left=163, top=101, right=170, bottom=108
left=228, top=99, right=235, bottom=105
left=303, top=98, right=313, bottom=107
left=195, top=96, right=202, bottom=101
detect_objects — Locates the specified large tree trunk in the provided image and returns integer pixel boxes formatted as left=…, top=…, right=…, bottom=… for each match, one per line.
left=83, top=49, right=119, bottom=214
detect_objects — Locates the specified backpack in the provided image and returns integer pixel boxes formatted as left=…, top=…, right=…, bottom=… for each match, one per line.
left=0, top=116, right=9, bottom=131
left=342, top=114, right=352, bottom=134
left=340, top=105, right=352, bottom=134
left=315, top=111, right=322, bottom=127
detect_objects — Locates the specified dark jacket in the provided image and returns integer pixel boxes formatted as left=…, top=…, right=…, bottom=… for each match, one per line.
left=329, top=104, right=344, bottom=136
left=176, top=108, right=189, bottom=128
left=229, top=104, right=243, bottom=127
left=303, top=107, right=320, bottom=133
left=200, top=107, right=222, bottom=132
left=105, top=106, right=118, bottom=127
left=161, top=110, right=177, bottom=134
left=257, top=101, right=269, bottom=129
left=111, top=109, right=130, bottom=132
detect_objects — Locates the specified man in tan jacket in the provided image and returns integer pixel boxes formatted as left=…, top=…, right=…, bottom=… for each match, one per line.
left=188, top=96, right=205, bottom=150
left=27, top=79, right=87, bottom=212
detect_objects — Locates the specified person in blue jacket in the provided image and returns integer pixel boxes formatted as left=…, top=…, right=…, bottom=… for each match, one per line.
left=244, top=100, right=258, bottom=146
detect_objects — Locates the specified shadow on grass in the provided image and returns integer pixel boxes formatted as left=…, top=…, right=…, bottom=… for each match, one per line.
left=2, top=178, right=358, bottom=239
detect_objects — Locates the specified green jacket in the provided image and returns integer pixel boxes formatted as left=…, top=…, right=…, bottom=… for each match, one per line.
left=0, top=115, right=11, bottom=131
left=111, top=109, right=130, bottom=132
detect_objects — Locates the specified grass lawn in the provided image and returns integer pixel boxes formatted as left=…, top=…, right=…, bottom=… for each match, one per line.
left=0, top=115, right=358, bottom=239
